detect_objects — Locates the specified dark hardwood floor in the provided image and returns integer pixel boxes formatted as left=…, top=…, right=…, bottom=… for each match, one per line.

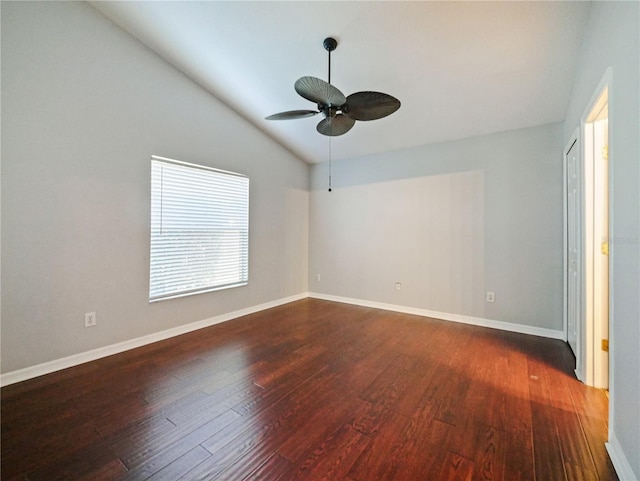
left=1, top=299, right=617, bottom=480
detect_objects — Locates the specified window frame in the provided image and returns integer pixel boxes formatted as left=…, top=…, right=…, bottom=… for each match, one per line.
left=149, top=155, right=249, bottom=302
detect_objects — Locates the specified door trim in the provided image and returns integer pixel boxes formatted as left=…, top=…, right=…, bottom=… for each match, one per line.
left=579, top=67, right=613, bottom=391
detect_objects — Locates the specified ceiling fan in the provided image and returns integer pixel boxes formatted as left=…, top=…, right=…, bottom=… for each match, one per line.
left=265, top=37, right=401, bottom=136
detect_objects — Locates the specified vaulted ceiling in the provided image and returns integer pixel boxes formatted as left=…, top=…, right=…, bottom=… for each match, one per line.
left=91, top=1, right=591, bottom=164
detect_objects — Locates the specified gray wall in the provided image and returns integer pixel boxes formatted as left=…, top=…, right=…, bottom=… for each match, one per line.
left=562, top=1, right=640, bottom=477
left=309, top=123, right=564, bottom=332
left=1, top=1, right=309, bottom=373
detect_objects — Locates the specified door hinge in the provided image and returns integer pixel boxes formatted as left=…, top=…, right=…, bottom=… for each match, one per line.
left=601, top=339, right=609, bottom=352
left=601, top=241, right=609, bottom=256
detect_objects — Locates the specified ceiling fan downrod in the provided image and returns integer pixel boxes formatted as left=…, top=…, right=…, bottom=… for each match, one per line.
left=323, top=37, right=337, bottom=85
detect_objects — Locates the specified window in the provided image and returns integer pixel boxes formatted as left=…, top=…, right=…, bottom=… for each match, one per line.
left=149, top=156, right=249, bottom=302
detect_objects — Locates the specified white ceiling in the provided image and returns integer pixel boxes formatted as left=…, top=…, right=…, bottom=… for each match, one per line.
left=91, top=1, right=591, bottom=164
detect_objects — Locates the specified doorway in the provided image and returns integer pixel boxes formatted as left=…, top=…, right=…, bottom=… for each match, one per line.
left=584, top=86, right=609, bottom=390
left=565, top=74, right=611, bottom=390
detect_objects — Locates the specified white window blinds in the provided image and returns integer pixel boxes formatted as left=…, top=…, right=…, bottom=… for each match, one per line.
left=149, top=156, right=249, bottom=302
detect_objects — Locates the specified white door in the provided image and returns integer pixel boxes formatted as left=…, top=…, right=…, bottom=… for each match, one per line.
left=566, top=139, right=580, bottom=363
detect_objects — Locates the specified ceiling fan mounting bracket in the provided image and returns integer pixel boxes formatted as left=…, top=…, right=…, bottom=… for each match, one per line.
left=323, top=37, right=337, bottom=52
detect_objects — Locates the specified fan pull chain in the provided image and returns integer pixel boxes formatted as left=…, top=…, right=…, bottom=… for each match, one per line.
left=327, top=39, right=332, bottom=191
left=328, top=127, right=332, bottom=192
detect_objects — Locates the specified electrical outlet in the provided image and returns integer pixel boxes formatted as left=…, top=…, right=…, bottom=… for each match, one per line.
left=316, top=274, right=321, bottom=282
left=395, top=282, right=402, bottom=291
left=84, top=312, right=97, bottom=328
left=486, top=291, right=495, bottom=303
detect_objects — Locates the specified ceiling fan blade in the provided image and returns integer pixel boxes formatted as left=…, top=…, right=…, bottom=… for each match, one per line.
left=265, top=110, right=319, bottom=120
left=316, top=114, right=355, bottom=136
left=295, top=76, right=346, bottom=107
left=344, top=91, right=401, bottom=121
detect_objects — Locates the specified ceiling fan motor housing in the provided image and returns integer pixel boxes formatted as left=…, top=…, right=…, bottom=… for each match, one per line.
left=320, top=104, right=342, bottom=118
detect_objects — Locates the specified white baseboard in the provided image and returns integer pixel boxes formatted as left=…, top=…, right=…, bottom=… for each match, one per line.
left=308, top=292, right=565, bottom=340
left=0, top=291, right=567, bottom=387
left=607, top=433, right=639, bottom=481
left=0, top=293, right=308, bottom=387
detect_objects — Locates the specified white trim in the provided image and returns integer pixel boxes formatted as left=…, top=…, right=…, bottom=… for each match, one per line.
left=308, top=292, right=565, bottom=340
left=0, top=291, right=569, bottom=387
left=151, top=155, right=247, bottom=179
left=606, top=433, right=638, bottom=481
left=0, top=293, right=308, bottom=387
left=579, top=66, right=613, bottom=389
left=601, top=67, right=617, bottom=446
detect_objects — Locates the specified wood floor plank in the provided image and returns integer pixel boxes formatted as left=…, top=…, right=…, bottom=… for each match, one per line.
left=188, top=392, right=305, bottom=480
left=564, top=461, right=600, bottom=481
left=17, top=438, right=120, bottom=481
left=117, top=409, right=241, bottom=476
left=500, top=339, right=534, bottom=435
left=439, top=451, right=475, bottom=481
left=350, top=400, right=445, bottom=480
left=0, top=299, right=617, bottom=481
left=277, top=390, right=362, bottom=463
left=577, top=413, right=619, bottom=481
left=528, top=356, right=569, bottom=481
left=75, top=459, right=128, bottom=481
left=473, top=424, right=507, bottom=481
left=554, top=405, right=597, bottom=471
left=1, top=418, right=105, bottom=480
left=169, top=381, right=263, bottom=429
left=503, top=429, right=535, bottom=481
left=179, top=414, right=292, bottom=480
left=253, top=343, right=327, bottom=389
left=146, top=445, right=212, bottom=481
left=288, top=423, right=371, bottom=481
left=346, top=410, right=411, bottom=480
left=240, top=453, right=293, bottom=481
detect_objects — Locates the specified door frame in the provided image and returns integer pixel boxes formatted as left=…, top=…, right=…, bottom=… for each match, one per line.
left=579, top=67, right=613, bottom=391
left=584, top=93, right=610, bottom=390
